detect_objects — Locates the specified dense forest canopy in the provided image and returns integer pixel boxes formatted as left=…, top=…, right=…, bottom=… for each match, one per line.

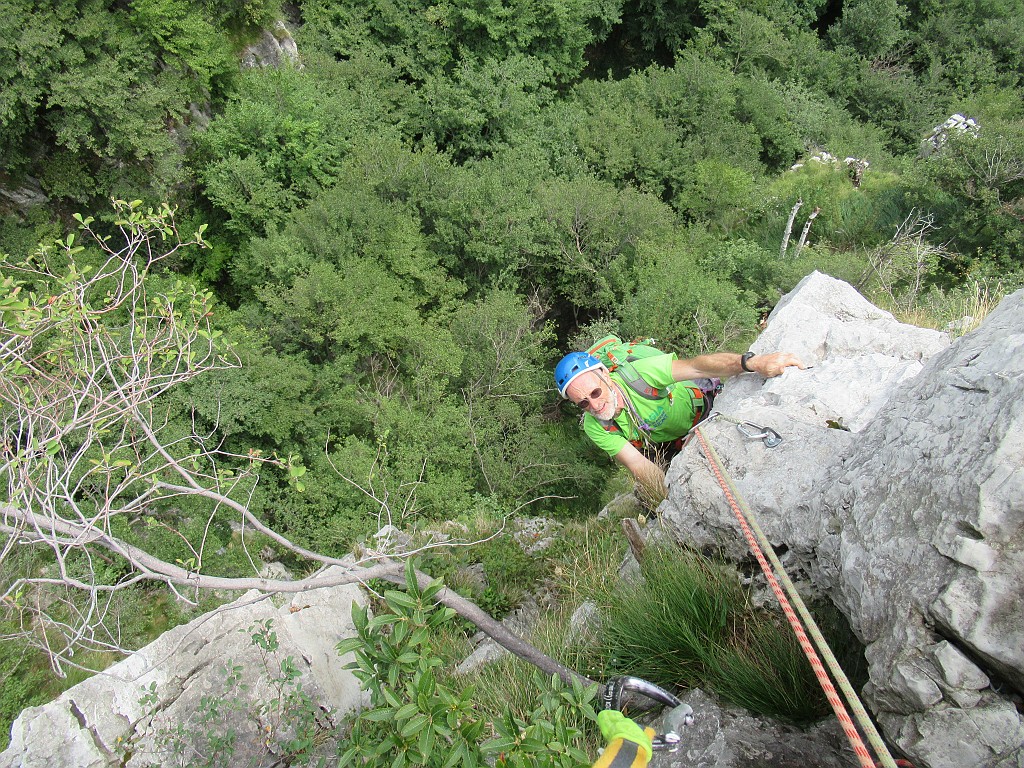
left=1, top=0, right=1023, bottom=742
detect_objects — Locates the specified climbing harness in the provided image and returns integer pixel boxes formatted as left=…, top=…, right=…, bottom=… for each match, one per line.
left=596, top=377, right=714, bottom=456
left=602, top=675, right=694, bottom=752
left=692, top=418, right=901, bottom=768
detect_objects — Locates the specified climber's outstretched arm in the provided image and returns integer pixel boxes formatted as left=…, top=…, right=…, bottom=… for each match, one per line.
left=671, top=351, right=805, bottom=381
left=615, top=443, right=666, bottom=505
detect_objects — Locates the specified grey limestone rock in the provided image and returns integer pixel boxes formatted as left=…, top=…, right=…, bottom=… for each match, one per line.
left=659, top=272, right=1024, bottom=767
left=0, top=568, right=367, bottom=768
left=513, top=515, right=562, bottom=555
left=240, top=21, right=301, bottom=69
left=650, top=689, right=857, bottom=768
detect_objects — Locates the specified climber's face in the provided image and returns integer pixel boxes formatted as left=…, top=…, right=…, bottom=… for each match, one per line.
left=566, top=371, right=618, bottom=420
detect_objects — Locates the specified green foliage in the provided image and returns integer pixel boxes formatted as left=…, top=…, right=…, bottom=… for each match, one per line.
left=534, top=174, right=675, bottom=312
left=0, top=0, right=236, bottom=201
left=829, top=0, right=908, bottom=61
left=911, top=117, right=1024, bottom=263
left=905, top=0, right=1024, bottom=93
left=300, top=0, right=611, bottom=88
left=130, top=0, right=235, bottom=88
left=601, top=545, right=829, bottom=723
left=6, top=0, right=1024, bottom=743
left=741, top=160, right=907, bottom=252
left=617, top=231, right=759, bottom=354
left=602, top=0, right=705, bottom=69
left=564, top=54, right=767, bottom=205
left=414, top=55, right=552, bottom=162
left=193, top=65, right=376, bottom=238
left=336, top=560, right=599, bottom=767
left=701, top=8, right=792, bottom=77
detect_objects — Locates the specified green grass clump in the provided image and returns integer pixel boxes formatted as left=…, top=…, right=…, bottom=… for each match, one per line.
left=600, top=545, right=830, bottom=724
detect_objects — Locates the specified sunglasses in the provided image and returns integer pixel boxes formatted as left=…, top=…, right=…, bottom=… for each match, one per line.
left=575, top=387, right=603, bottom=411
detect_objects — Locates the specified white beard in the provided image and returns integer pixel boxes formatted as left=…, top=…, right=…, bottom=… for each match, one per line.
left=593, top=384, right=619, bottom=421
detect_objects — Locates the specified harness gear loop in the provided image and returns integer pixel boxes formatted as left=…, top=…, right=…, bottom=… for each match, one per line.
left=692, top=423, right=900, bottom=768
left=602, top=675, right=694, bottom=752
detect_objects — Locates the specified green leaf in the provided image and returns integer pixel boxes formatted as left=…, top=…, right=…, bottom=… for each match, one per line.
left=481, top=737, right=517, bottom=753
left=404, top=557, right=419, bottom=593
left=399, top=712, right=429, bottom=738
left=394, top=702, right=419, bottom=720
left=419, top=579, right=445, bottom=602
left=335, top=637, right=363, bottom=656
left=384, top=590, right=419, bottom=612
left=442, top=748, right=461, bottom=768
left=367, top=614, right=403, bottom=630
left=417, top=722, right=435, bottom=757
left=361, top=707, right=397, bottom=723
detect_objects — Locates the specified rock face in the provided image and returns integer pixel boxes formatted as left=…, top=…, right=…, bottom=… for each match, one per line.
left=0, top=570, right=366, bottom=768
left=654, top=689, right=856, bottom=768
left=820, top=287, right=1024, bottom=766
left=660, top=272, right=1024, bottom=767
left=240, top=21, right=301, bottom=69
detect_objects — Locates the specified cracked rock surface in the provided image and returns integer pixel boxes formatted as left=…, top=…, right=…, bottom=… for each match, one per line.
left=0, top=568, right=366, bottom=768
left=650, top=689, right=857, bottom=768
left=661, top=273, right=1024, bottom=767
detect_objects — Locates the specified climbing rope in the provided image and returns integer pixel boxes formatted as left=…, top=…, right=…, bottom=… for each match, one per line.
left=692, top=422, right=899, bottom=768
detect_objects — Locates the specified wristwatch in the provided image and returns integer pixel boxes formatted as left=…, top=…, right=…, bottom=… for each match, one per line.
left=740, top=352, right=756, bottom=372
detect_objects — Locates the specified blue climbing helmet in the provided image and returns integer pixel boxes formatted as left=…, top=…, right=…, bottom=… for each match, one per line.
left=554, top=352, right=603, bottom=398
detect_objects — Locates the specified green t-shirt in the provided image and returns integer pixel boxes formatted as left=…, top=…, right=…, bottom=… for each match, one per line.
left=582, top=354, right=702, bottom=458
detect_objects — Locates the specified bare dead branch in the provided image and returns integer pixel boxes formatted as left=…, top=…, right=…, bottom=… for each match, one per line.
left=780, top=198, right=802, bottom=258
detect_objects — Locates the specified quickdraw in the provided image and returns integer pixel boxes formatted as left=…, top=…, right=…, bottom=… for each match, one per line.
left=736, top=421, right=783, bottom=448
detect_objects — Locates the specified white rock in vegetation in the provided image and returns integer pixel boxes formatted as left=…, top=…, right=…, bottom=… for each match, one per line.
left=921, top=113, right=980, bottom=155
left=661, top=272, right=1024, bottom=768
left=240, top=21, right=301, bottom=69
left=0, top=570, right=366, bottom=768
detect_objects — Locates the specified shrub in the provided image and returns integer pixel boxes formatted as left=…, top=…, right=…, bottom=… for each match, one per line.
left=336, top=560, right=599, bottom=767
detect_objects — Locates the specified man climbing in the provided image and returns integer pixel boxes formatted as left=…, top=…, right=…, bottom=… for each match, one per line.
left=555, top=343, right=805, bottom=500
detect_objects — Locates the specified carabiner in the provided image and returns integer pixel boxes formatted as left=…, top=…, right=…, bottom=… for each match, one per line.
left=736, top=421, right=783, bottom=448
left=602, top=676, right=694, bottom=752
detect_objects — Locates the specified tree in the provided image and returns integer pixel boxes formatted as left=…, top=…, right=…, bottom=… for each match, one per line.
left=0, top=0, right=235, bottom=203
left=617, top=231, right=759, bottom=354
left=0, top=201, right=584, bottom=689
left=828, top=0, right=908, bottom=61
left=913, top=118, right=1024, bottom=264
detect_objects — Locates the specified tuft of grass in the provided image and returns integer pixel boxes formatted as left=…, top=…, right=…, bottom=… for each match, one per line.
left=599, top=545, right=831, bottom=724
left=915, top=276, right=1010, bottom=338
left=546, top=516, right=629, bottom=609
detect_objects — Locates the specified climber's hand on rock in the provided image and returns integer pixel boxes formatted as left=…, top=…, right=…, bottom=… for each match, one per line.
left=751, top=352, right=806, bottom=377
